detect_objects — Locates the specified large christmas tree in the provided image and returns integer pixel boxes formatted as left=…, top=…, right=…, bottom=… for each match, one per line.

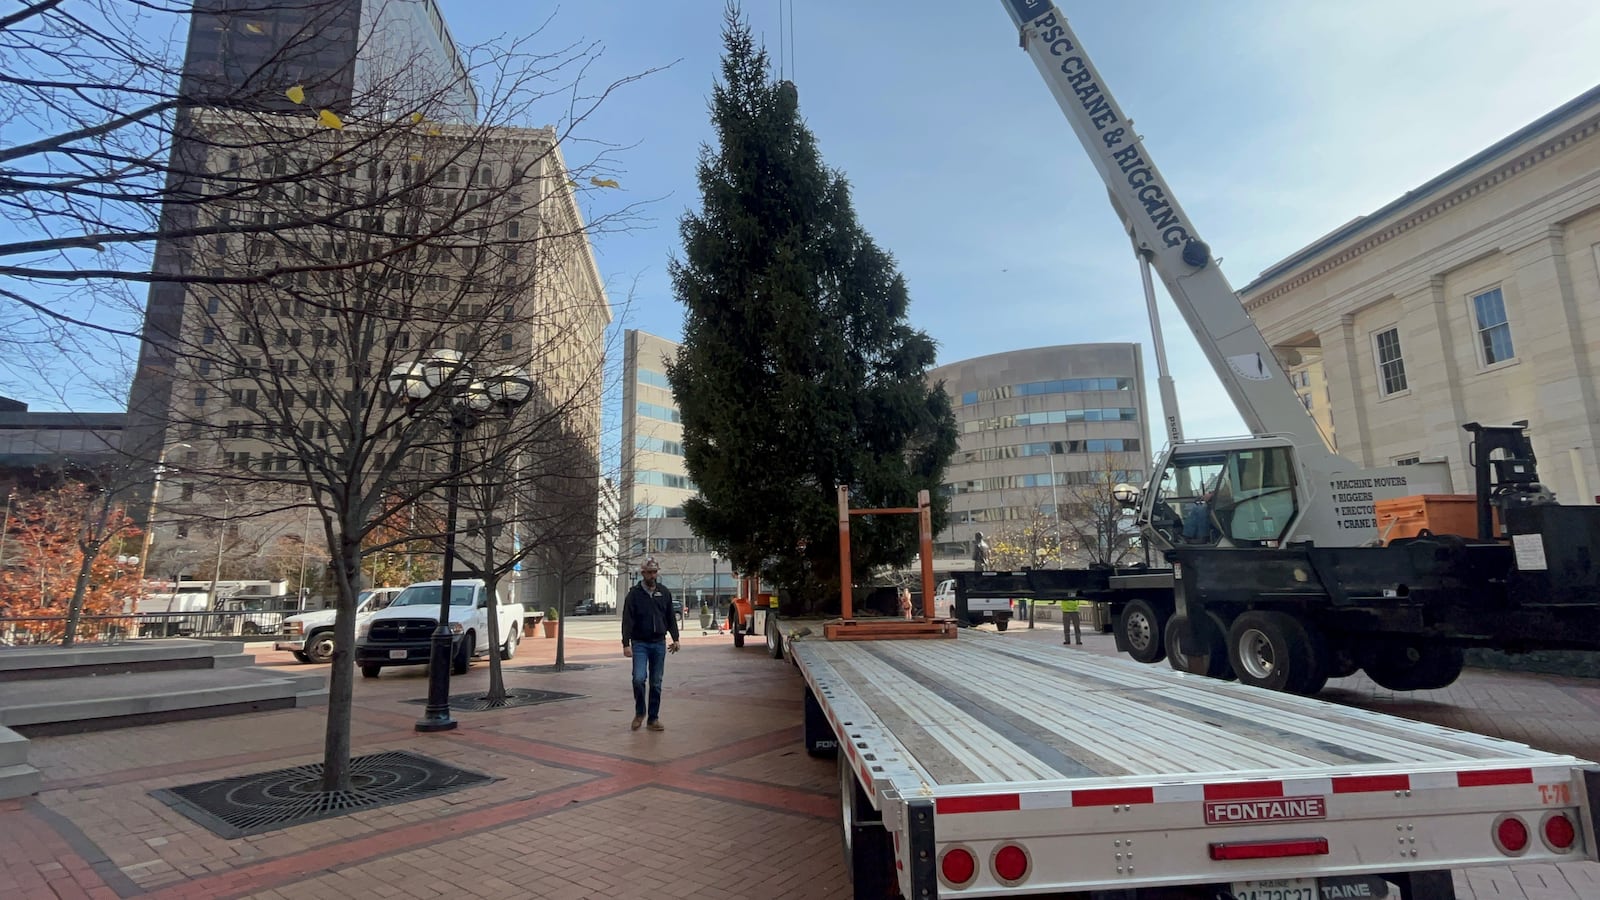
left=668, top=7, right=958, bottom=612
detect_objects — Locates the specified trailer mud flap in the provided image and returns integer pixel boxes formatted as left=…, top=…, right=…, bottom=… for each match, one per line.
left=906, top=798, right=937, bottom=899
left=804, top=685, right=837, bottom=757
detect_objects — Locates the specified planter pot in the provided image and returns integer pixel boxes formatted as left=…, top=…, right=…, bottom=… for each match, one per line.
left=541, top=620, right=558, bottom=639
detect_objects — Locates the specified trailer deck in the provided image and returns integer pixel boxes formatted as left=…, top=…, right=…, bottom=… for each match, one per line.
left=782, top=622, right=1598, bottom=897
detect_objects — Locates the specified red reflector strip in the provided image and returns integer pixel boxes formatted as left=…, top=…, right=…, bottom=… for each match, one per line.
left=1204, top=781, right=1284, bottom=801
left=1459, top=768, right=1534, bottom=788
left=936, top=794, right=1020, bottom=815
left=1073, top=786, right=1155, bottom=807
left=1209, top=838, right=1330, bottom=861
left=1333, top=774, right=1411, bottom=794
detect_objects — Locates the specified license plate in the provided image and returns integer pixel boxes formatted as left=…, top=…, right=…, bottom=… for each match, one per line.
left=1230, top=879, right=1316, bottom=900
left=389, top=649, right=408, bottom=659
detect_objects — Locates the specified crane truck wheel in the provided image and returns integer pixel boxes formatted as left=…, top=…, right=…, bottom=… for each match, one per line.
left=1227, top=611, right=1328, bottom=696
left=1118, top=599, right=1168, bottom=664
left=838, top=752, right=895, bottom=898
left=1165, top=613, right=1232, bottom=679
left=766, top=615, right=784, bottom=660
left=1364, top=642, right=1465, bottom=692
left=732, top=614, right=746, bottom=648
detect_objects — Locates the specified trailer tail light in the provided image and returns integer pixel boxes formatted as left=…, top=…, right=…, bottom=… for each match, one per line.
left=991, top=843, right=1030, bottom=885
left=1542, top=812, right=1577, bottom=853
left=1493, top=814, right=1530, bottom=856
left=1208, top=837, right=1329, bottom=861
left=939, top=846, right=977, bottom=888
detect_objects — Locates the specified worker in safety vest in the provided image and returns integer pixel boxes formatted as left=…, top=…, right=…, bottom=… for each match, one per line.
left=1061, top=597, right=1082, bottom=646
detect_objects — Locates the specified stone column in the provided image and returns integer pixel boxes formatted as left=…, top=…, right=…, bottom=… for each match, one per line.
left=1398, top=276, right=1473, bottom=488
left=1316, top=314, right=1372, bottom=467
left=1508, top=226, right=1600, bottom=502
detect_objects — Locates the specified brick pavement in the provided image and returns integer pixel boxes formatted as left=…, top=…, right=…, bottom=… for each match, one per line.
left=3, top=618, right=1600, bottom=898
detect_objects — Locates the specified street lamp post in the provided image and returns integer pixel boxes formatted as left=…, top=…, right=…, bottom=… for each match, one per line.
left=388, top=350, right=533, bottom=734
left=709, top=551, right=719, bottom=629
left=138, top=442, right=192, bottom=585
left=298, top=501, right=314, bottom=610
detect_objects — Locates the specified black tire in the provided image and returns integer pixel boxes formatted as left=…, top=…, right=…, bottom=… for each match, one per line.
left=767, top=614, right=784, bottom=660
left=452, top=633, right=473, bottom=675
left=995, top=615, right=1009, bottom=632
left=1118, top=598, right=1168, bottom=664
left=306, top=630, right=335, bottom=664
left=1365, top=642, right=1465, bottom=692
left=732, top=617, right=745, bottom=648
left=291, top=650, right=310, bottom=663
left=360, top=664, right=381, bottom=679
left=1165, top=613, right=1233, bottom=679
left=838, top=752, right=894, bottom=898
left=1228, top=611, right=1327, bottom=695
left=499, top=626, right=519, bottom=660
left=241, top=622, right=261, bottom=635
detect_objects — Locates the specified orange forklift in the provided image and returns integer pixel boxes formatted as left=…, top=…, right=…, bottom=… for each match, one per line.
left=726, top=573, right=782, bottom=656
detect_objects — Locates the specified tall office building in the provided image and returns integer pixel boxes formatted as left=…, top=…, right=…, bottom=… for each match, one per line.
left=129, top=0, right=477, bottom=485
left=618, top=330, right=723, bottom=606
left=931, top=344, right=1152, bottom=570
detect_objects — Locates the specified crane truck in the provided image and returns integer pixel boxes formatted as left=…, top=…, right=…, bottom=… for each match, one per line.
left=941, top=0, right=1600, bottom=700
left=763, top=3, right=1600, bottom=899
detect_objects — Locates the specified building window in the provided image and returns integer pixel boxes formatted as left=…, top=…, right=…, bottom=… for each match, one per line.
left=206, top=296, right=221, bottom=314
left=1394, top=454, right=1420, bottom=466
left=1471, top=287, right=1515, bottom=366
left=1373, top=327, right=1407, bottom=395
left=201, top=327, right=216, bottom=345
left=194, top=388, right=207, bottom=407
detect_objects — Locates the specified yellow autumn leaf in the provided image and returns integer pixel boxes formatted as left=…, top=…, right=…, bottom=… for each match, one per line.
left=425, top=126, right=441, bottom=136
left=285, top=84, right=305, bottom=105
left=244, top=22, right=264, bottom=35
left=410, top=112, right=424, bottom=124
left=409, top=154, right=423, bottom=162
left=318, top=109, right=345, bottom=130
left=565, top=180, right=579, bottom=188
left=589, top=176, right=620, bottom=189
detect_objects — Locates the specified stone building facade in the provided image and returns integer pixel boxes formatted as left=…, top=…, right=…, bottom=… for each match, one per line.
left=1242, top=86, right=1600, bottom=503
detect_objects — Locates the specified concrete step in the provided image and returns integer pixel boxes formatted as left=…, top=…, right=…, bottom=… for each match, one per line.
left=0, top=726, right=27, bottom=768
left=0, top=763, right=42, bottom=801
left=0, top=639, right=246, bottom=681
left=0, top=667, right=324, bottom=736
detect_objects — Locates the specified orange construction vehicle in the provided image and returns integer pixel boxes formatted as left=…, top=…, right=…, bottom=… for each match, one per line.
left=726, top=573, right=782, bottom=656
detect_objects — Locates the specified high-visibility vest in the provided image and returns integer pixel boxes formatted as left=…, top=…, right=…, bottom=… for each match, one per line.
left=1060, top=598, right=1081, bottom=612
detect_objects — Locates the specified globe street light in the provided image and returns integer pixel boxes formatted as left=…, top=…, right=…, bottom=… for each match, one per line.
left=387, top=353, right=533, bottom=733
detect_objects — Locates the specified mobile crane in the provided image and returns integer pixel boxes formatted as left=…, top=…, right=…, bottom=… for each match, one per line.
left=943, top=0, right=1600, bottom=699
left=765, top=5, right=1600, bottom=898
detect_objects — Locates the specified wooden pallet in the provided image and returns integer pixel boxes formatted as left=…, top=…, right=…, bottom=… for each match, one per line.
left=822, top=619, right=958, bottom=641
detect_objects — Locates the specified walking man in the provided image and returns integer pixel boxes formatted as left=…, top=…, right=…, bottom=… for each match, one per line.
left=1061, top=596, right=1083, bottom=645
left=623, top=558, right=679, bottom=731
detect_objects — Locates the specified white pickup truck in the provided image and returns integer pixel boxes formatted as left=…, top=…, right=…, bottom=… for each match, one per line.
left=935, top=578, right=1015, bottom=630
left=276, top=587, right=404, bottom=663
left=353, top=579, right=522, bottom=678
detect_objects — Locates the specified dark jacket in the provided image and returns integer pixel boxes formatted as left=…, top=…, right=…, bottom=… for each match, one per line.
left=622, top=581, right=679, bottom=647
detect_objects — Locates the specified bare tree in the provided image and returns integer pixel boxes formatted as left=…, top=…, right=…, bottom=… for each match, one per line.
left=1057, top=453, right=1143, bottom=568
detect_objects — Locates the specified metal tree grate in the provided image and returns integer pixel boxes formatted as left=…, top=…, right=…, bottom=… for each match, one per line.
left=402, top=687, right=584, bottom=711
left=151, top=750, right=495, bottom=839
left=512, top=662, right=606, bottom=674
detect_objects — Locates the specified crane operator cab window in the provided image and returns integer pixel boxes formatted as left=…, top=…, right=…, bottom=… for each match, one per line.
left=1150, top=447, right=1299, bottom=547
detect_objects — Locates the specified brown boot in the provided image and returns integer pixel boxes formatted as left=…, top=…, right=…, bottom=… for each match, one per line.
left=631, top=716, right=644, bottom=731
left=646, top=719, right=665, bottom=732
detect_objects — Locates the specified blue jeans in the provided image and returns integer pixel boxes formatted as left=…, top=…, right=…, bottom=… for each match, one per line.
left=631, top=639, right=667, bottom=721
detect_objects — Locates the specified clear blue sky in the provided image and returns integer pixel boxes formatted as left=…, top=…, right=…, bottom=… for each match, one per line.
left=438, top=0, right=1600, bottom=444
left=22, top=2, right=1600, bottom=450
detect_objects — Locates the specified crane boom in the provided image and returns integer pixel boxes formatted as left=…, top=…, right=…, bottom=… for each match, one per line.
left=1000, top=1, right=1340, bottom=471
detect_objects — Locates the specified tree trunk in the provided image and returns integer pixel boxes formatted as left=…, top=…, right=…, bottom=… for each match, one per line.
left=319, top=539, right=361, bottom=793
left=60, top=539, right=100, bottom=648
left=483, top=572, right=507, bottom=705
left=554, top=578, right=567, bottom=672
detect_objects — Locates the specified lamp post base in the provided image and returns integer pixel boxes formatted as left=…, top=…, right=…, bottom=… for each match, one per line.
left=415, top=631, right=457, bottom=733
left=414, top=715, right=458, bottom=733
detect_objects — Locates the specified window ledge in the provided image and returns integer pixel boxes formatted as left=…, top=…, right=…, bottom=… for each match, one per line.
left=1475, top=357, right=1521, bottom=375
left=1376, top=388, right=1412, bottom=404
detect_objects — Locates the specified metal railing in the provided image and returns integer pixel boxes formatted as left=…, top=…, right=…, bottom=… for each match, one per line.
left=0, top=610, right=293, bottom=646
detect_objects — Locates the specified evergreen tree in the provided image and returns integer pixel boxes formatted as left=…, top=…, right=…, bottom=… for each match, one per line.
left=668, top=6, right=958, bottom=612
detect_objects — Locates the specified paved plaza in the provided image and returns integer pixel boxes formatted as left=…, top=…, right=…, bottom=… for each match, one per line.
left=1, top=616, right=1598, bottom=898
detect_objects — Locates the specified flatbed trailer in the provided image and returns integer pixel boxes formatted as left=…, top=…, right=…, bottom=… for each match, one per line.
left=778, top=620, right=1599, bottom=899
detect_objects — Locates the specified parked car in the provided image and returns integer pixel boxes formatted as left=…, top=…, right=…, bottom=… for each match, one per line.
left=276, top=587, right=403, bottom=663
left=354, top=579, right=523, bottom=678
left=573, top=598, right=615, bottom=616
